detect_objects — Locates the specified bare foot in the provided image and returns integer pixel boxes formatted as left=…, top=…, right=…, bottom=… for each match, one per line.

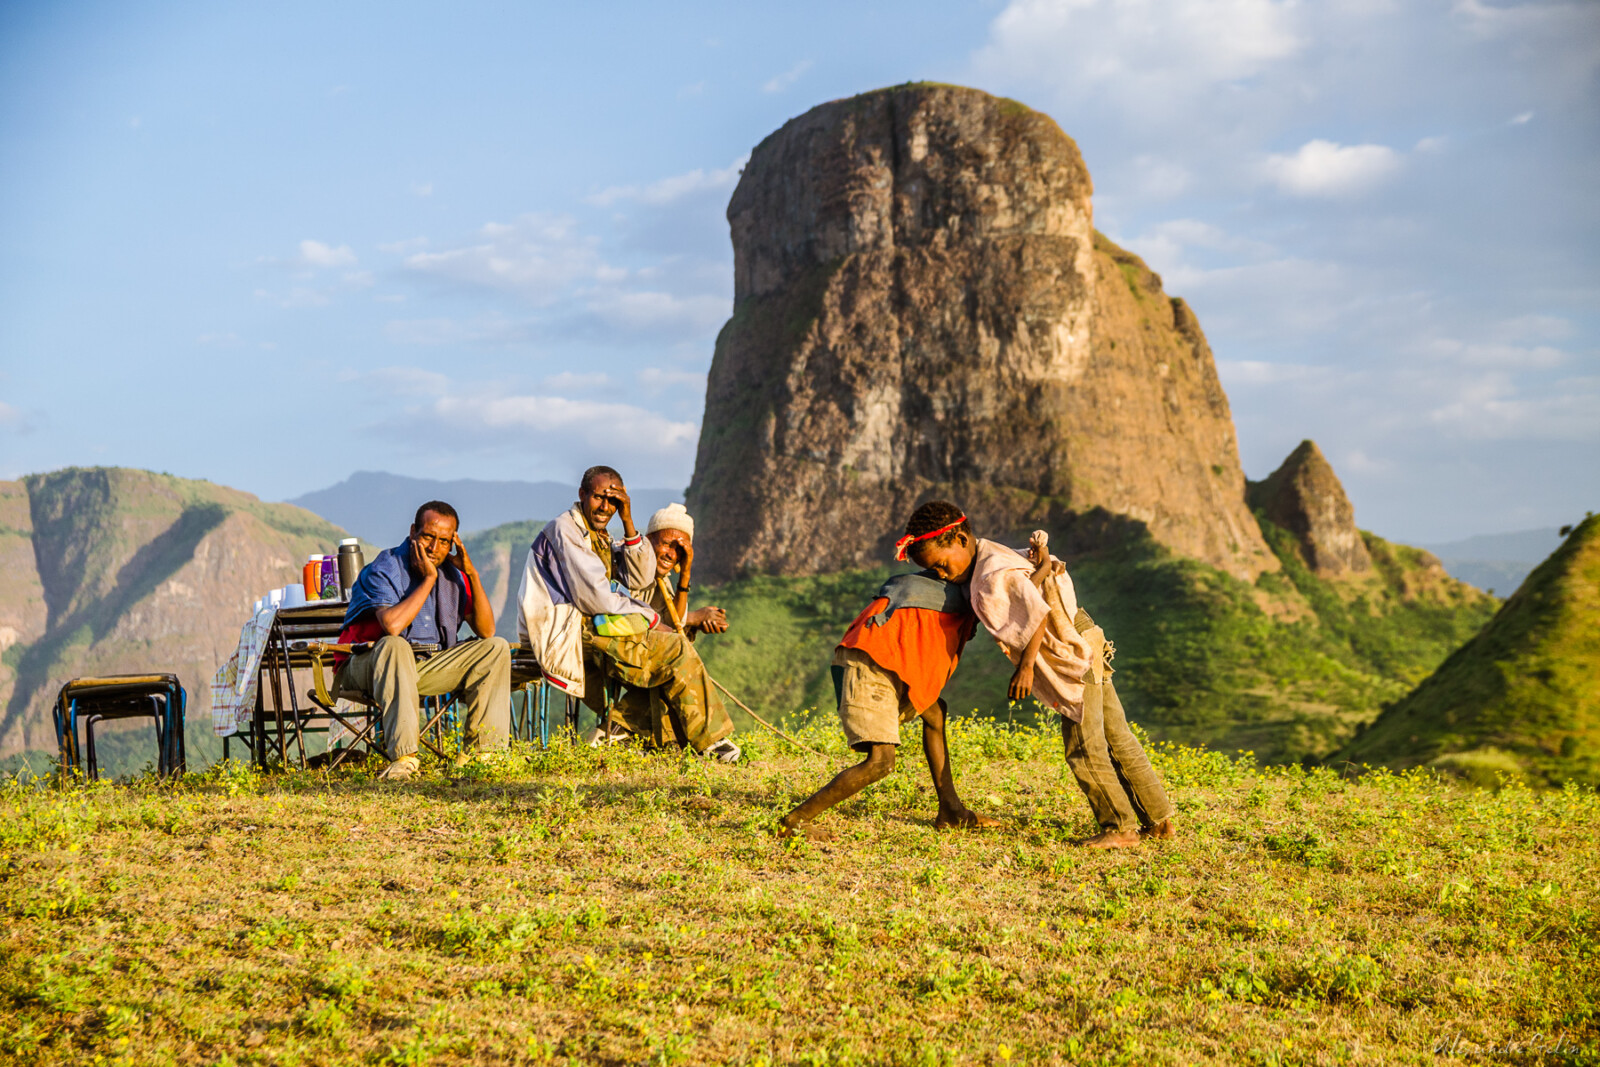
left=1079, top=829, right=1141, bottom=849
left=1139, top=818, right=1176, bottom=840
left=934, top=809, right=1004, bottom=831
left=776, top=819, right=836, bottom=843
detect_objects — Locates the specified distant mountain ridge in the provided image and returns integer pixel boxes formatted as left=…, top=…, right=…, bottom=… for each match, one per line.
left=288, top=471, right=681, bottom=547
left=1420, top=527, right=1564, bottom=595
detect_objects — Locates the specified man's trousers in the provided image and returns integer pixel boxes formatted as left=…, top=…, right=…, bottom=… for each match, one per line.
left=334, top=635, right=511, bottom=760
left=582, top=627, right=732, bottom=753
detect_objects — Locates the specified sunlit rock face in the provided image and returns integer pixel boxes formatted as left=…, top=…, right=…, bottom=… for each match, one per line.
left=1249, top=440, right=1375, bottom=578
left=688, top=83, right=1276, bottom=582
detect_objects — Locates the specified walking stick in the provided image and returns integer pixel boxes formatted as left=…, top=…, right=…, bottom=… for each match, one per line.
left=656, top=577, right=827, bottom=759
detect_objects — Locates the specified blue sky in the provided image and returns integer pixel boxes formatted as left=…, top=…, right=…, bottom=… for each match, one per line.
left=1, top=0, right=1595, bottom=544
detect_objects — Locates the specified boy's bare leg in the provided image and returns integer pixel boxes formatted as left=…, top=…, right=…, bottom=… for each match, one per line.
left=778, top=744, right=897, bottom=841
left=921, top=702, right=1003, bottom=830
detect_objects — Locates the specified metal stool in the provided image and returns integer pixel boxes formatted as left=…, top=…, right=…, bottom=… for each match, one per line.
left=54, top=675, right=186, bottom=780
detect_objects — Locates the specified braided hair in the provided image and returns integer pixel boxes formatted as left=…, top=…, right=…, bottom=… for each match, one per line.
left=903, top=500, right=972, bottom=557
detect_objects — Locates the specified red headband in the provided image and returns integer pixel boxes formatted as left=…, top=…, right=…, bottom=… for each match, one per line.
left=893, top=516, right=968, bottom=562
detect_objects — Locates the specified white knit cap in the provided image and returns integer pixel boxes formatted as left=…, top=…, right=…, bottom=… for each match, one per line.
left=646, top=502, right=695, bottom=539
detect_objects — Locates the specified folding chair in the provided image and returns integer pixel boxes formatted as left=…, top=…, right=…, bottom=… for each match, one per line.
left=305, top=645, right=385, bottom=771
left=54, top=675, right=186, bottom=780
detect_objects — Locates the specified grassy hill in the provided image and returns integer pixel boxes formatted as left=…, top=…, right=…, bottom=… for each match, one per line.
left=1, top=468, right=352, bottom=777
left=696, top=519, right=1497, bottom=765
left=1339, top=514, right=1600, bottom=787
left=0, top=731, right=1594, bottom=1064
left=462, top=520, right=547, bottom=643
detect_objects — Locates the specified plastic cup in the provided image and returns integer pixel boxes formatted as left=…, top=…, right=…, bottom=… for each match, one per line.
left=266, top=588, right=285, bottom=609
left=283, top=584, right=307, bottom=608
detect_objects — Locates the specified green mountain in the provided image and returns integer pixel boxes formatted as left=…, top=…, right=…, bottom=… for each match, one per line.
left=1, top=468, right=351, bottom=776
left=461, top=520, right=547, bottom=642
left=1338, top=514, right=1600, bottom=786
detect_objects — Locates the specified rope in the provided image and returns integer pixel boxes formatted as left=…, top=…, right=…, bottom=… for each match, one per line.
left=656, top=577, right=828, bottom=759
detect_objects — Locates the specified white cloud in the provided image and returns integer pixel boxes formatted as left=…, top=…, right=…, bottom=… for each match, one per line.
left=762, top=59, right=813, bottom=93
left=639, top=367, right=706, bottom=391
left=368, top=389, right=700, bottom=483
left=447, top=394, right=696, bottom=449
left=1262, top=140, right=1401, bottom=196
left=383, top=316, right=533, bottom=346
left=1510, top=110, right=1534, bottom=125
left=0, top=400, right=31, bottom=432
left=1415, top=337, right=1569, bottom=370
left=975, top=0, right=1302, bottom=106
left=299, top=239, right=358, bottom=268
left=542, top=371, right=611, bottom=392
left=1423, top=371, right=1600, bottom=441
left=586, top=157, right=747, bottom=207
left=411, top=182, right=433, bottom=197
left=1491, top=314, right=1574, bottom=343
left=1216, top=360, right=1330, bottom=386
left=579, top=290, right=728, bottom=337
left=402, top=214, right=604, bottom=301
left=1127, top=155, right=1193, bottom=199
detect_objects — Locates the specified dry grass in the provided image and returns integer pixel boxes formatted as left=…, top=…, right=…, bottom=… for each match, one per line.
left=1, top=720, right=1596, bottom=1066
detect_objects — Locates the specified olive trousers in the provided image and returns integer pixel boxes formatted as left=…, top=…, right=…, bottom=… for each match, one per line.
left=1063, top=676, right=1175, bottom=833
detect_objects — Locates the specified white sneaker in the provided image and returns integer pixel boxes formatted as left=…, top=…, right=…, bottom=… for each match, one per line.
left=586, top=723, right=632, bottom=748
left=377, top=755, right=420, bottom=781
left=702, top=738, right=741, bottom=764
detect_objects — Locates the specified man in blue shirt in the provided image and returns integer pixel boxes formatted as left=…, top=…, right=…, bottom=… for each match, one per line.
left=335, top=500, right=510, bottom=780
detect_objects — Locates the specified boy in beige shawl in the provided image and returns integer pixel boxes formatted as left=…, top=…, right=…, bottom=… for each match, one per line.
left=969, top=530, right=1176, bottom=848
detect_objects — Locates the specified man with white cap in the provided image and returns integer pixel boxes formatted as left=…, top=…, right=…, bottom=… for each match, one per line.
left=637, top=503, right=729, bottom=638
left=594, top=503, right=739, bottom=757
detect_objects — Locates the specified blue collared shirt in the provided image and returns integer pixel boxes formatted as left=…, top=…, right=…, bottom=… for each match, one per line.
left=342, top=540, right=470, bottom=649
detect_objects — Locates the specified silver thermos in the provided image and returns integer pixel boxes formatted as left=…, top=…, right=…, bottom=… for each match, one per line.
left=337, top=538, right=365, bottom=600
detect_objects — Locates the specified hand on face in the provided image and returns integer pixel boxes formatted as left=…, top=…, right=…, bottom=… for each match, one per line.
left=650, top=530, right=692, bottom=574
left=410, top=510, right=457, bottom=578
left=446, top=532, right=476, bottom=576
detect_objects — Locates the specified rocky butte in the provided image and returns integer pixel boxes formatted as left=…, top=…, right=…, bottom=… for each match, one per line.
left=687, top=83, right=1277, bottom=583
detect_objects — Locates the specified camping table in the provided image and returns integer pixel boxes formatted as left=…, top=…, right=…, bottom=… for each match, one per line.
left=249, top=601, right=349, bottom=768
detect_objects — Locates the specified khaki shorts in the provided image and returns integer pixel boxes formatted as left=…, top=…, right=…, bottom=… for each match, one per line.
left=833, top=647, right=930, bottom=751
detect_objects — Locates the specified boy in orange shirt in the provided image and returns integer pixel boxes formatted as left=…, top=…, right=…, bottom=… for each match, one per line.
left=779, top=501, right=1002, bottom=840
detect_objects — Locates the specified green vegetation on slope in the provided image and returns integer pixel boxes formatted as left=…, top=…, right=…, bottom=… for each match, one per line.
left=1340, top=514, right=1600, bottom=787
left=462, top=520, right=547, bottom=642
left=696, top=521, right=1497, bottom=765
left=1, top=732, right=1595, bottom=1064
